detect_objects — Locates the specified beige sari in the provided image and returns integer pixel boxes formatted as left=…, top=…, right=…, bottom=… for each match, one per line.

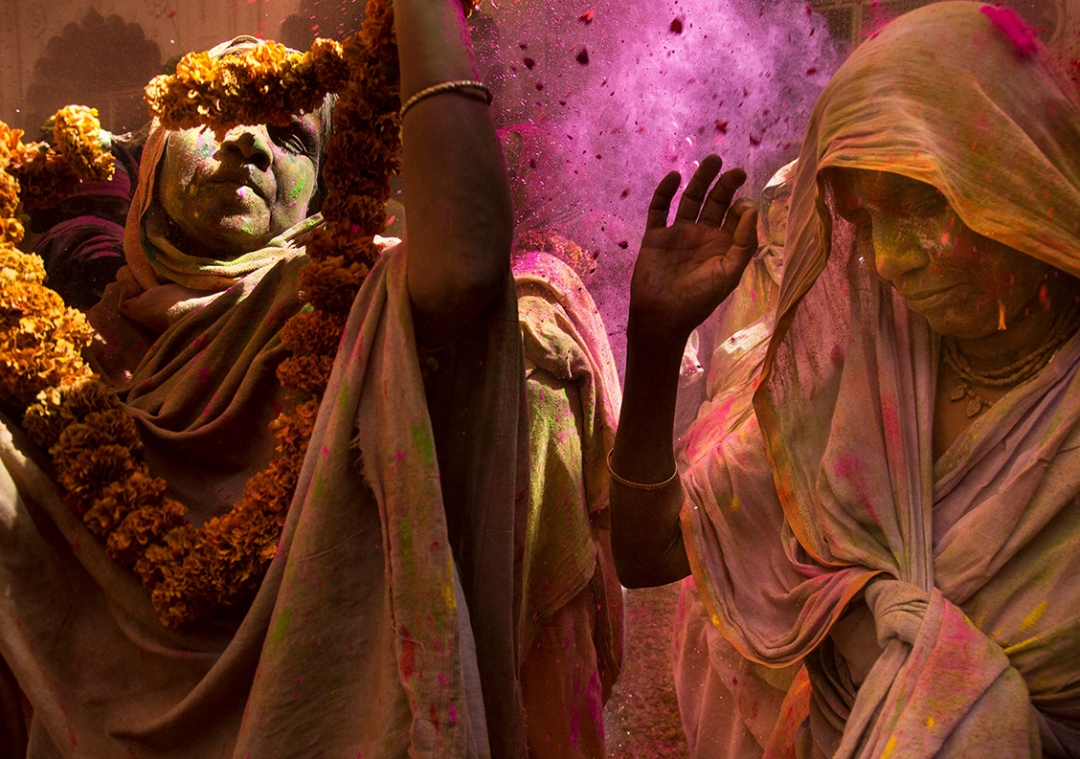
left=0, top=109, right=528, bottom=756
left=680, top=3, right=1080, bottom=756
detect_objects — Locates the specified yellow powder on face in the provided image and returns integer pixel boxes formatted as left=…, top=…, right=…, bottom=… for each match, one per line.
left=998, top=299, right=1007, bottom=330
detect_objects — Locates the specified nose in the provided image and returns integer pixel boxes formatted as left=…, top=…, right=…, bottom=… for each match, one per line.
left=870, top=214, right=929, bottom=284
left=221, top=126, right=272, bottom=172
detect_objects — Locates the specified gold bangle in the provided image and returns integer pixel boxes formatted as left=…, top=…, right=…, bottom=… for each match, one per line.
left=606, top=449, right=679, bottom=491
left=400, top=80, right=493, bottom=119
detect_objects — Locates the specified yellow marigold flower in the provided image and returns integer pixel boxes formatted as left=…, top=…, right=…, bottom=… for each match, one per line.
left=52, top=106, right=115, bottom=183
left=0, top=250, right=45, bottom=285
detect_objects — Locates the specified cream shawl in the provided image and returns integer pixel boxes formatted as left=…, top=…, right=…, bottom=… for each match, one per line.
left=680, top=3, right=1080, bottom=756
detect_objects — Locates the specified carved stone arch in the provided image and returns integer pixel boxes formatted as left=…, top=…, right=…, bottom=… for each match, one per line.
left=25, top=8, right=161, bottom=135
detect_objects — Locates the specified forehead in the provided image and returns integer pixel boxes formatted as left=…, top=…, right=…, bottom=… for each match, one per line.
left=826, top=168, right=940, bottom=212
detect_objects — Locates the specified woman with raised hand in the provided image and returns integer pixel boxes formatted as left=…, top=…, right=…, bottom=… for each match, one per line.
left=611, top=3, right=1080, bottom=755
left=0, top=0, right=523, bottom=756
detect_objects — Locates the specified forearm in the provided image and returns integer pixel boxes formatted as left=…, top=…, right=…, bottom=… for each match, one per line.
left=396, top=0, right=512, bottom=347
left=610, top=317, right=691, bottom=587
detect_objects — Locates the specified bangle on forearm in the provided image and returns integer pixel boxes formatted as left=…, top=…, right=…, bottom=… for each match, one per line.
left=400, top=80, right=493, bottom=119
left=606, top=449, right=679, bottom=491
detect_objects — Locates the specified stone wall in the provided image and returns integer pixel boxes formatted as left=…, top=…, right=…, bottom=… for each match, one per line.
left=0, top=0, right=307, bottom=133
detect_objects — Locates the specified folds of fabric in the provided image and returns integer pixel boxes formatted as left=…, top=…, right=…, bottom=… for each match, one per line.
left=679, top=3, right=1080, bottom=756
left=511, top=251, right=624, bottom=758
left=512, top=251, right=622, bottom=655
left=0, top=244, right=525, bottom=758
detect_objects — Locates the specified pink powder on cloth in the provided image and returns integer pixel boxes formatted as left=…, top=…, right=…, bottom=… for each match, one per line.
left=980, top=5, right=1039, bottom=58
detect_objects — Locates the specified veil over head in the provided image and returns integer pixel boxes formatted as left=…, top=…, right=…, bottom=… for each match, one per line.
left=680, top=3, right=1080, bottom=755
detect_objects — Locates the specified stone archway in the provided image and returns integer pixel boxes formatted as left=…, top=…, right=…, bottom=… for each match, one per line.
left=24, top=8, right=161, bottom=136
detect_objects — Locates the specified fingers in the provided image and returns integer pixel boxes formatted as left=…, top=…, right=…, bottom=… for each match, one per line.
left=646, top=171, right=683, bottom=230
left=674, top=155, right=724, bottom=223
left=647, top=157, right=750, bottom=231
left=721, top=197, right=756, bottom=243
left=732, top=202, right=759, bottom=252
left=699, top=168, right=748, bottom=227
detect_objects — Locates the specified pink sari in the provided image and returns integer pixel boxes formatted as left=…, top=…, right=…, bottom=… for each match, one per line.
left=680, top=3, right=1080, bottom=756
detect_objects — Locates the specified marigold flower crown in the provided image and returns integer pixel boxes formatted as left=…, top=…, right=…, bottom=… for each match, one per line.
left=0, top=0, right=471, bottom=628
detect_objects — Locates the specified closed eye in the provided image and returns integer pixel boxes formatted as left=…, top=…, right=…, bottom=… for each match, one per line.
left=267, top=121, right=317, bottom=157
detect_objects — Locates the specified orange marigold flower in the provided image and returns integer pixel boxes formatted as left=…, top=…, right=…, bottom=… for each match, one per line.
left=299, top=257, right=368, bottom=314
left=55, top=443, right=139, bottom=513
left=83, top=466, right=170, bottom=537
left=310, top=38, right=349, bottom=92
left=58, top=378, right=124, bottom=424
left=107, top=499, right=188, bottom=568
left=11, top=142, right=82, bottom=211
left=0, top=217, right=25, bottom=248
left=134, top=523, right=199, bottom=587
left=280, top=308, right=345, bottom=356
left=268, top=399, right=319, bottom=458
left=276, top=354, right=335, bottom=393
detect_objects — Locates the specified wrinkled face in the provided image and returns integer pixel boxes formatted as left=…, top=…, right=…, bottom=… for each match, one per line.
left=158, top=116, right=321, bottom=258
left=828, top=168, right=1054, bottom=340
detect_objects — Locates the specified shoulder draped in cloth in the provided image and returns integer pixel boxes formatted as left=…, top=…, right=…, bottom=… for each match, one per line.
left=678, top=3, right=1080, bottom=756
left=512, top=250, right=624, bottom=758
left=0, top=77, right=528, bottom=757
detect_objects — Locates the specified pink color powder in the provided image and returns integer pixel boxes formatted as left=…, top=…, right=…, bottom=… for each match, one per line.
left=980, top=6, right=1039, bottom=58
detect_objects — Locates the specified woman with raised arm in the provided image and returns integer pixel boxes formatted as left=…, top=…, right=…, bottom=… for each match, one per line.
left=611, top=3, right=1080, bottom=756
left=0, top=0, right=523, bottom=756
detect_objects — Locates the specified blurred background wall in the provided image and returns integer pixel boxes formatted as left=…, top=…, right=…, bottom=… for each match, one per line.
left=1, top=0, right=1075, bottom=138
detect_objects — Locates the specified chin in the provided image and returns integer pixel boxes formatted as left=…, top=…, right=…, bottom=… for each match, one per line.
left=923, top=313, right=997, bottom=341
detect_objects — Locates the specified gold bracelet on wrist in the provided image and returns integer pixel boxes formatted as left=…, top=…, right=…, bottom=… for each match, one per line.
left=400, top=80, right=493, bottom=119
left=606, top=449, right=679, bottom=491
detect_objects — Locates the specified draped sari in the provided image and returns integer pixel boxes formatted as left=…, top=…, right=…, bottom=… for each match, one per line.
left=679, top=4, right=1080, bottom=756
left=0, top=77, right=527, bottom=757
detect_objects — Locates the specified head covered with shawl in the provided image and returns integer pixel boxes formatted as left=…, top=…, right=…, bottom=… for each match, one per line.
left=118, top=36, right=335, bottom=331
left=681, top=2, right=1080, bottom=755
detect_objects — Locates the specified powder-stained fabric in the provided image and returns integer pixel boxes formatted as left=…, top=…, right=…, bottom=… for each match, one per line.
left=0, top=72, right=527, bottom=758
left=679, top=3, right=1080, bottom=756
left=513, top=251, right=623, bottom=759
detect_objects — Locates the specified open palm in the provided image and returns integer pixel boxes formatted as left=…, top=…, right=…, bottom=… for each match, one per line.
left=630, top=155, right=759, bottom=340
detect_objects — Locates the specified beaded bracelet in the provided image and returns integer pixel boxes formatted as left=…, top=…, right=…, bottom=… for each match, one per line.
left=606, top=449, right=679, bottom=491
left=400, top=80, right=493, bottom=119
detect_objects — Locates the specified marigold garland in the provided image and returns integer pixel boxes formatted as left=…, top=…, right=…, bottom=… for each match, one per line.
left=0, top=0, right=429, bottom=628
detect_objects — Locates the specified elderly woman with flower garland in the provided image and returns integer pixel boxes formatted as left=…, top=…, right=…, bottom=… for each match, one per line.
left=611, top=3, right=1080, bottom=757
left=0, top=0, right=527, bottom=757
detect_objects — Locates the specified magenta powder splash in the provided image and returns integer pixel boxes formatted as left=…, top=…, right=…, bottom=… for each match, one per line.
left=980, top=5, right=1040, bottom=58
left=476, top=0, right=841, bottom=374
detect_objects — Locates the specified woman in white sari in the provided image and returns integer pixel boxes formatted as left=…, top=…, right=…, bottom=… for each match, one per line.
left=611, top=3, right=1080, bottom=755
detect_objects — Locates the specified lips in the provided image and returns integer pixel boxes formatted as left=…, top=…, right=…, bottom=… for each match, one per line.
left=898, top=283, right=963, bottom=312
left=206, top=170, right=268, bottom=200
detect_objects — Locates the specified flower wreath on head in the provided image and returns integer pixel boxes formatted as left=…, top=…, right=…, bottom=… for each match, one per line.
left=0, top=0, right=474, bottom=629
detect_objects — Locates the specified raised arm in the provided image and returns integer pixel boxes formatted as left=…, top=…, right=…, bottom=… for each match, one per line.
left=610, top=156, right=757, bottom=588
left=396, top=0, right=513, bottom=348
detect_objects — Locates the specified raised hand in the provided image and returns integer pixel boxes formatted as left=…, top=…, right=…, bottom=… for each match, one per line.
left=629, top=154, right=758, bottom=341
